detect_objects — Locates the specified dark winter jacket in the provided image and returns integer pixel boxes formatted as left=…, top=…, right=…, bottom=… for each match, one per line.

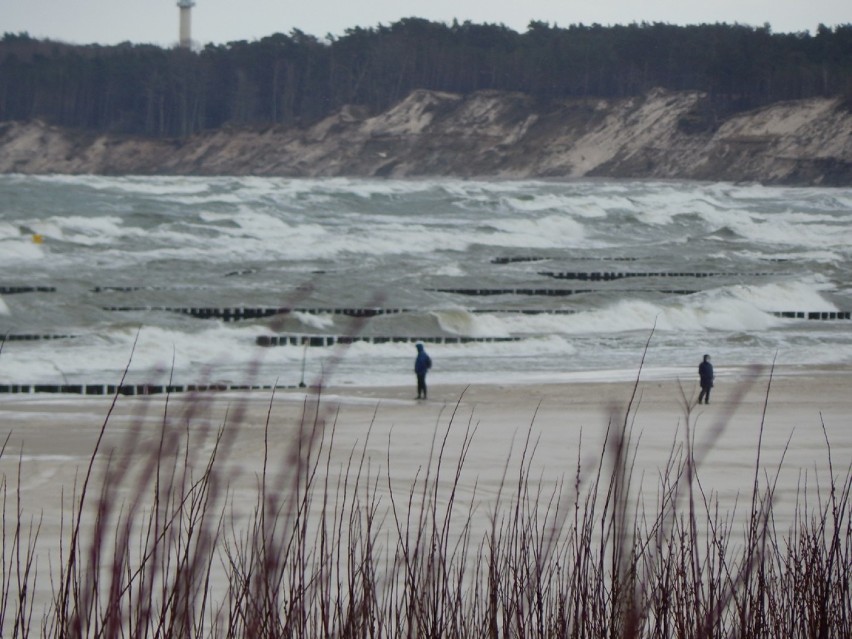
left=415, top=344, right=432, bottom=375
left=698, top=360, right=714, bottom=387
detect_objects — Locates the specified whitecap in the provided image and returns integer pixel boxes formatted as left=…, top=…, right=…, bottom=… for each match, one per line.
left=292, top=311, right=335, bottom=330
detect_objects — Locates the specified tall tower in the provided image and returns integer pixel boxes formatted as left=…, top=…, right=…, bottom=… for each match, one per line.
left=177, top=0, right=195, bottom=48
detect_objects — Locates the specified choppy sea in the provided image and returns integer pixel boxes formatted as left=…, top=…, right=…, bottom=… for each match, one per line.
left=0, top=175, right=850, bottom=390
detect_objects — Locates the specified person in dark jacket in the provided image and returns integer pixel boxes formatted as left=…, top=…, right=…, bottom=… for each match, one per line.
left=414, top=342, right=432, bottom=400
left=698, top=354, right=714, bottom=404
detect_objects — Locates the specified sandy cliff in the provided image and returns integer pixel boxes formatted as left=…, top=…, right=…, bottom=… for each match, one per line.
left=1, top=88, right=850, bottom=185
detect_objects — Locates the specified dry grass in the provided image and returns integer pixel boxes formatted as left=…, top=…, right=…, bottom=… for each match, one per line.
left=1, top=363, right=851, bottom=639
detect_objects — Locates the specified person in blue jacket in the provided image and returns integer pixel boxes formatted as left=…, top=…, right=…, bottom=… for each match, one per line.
left=414, top=342, right=432, bottom=400
left=698, top=354, right=714, bottom=404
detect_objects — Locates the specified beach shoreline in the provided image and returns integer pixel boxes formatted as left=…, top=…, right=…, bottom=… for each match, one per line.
left=2, top=363, right=849, bottom=422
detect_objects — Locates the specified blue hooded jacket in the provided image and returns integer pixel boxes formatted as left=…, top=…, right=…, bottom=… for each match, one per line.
left=415, top=343, right=432, bottom=375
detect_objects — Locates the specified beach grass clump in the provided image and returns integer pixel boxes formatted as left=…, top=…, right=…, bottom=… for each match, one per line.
left=0, top=378, right=851, bottom=639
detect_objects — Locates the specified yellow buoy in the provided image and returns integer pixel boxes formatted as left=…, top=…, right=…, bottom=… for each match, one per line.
left=32, top=234, right=44, bottom=244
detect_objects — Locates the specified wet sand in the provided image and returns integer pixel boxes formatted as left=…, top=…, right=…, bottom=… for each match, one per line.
left=3, top=366, right=850, bottom=518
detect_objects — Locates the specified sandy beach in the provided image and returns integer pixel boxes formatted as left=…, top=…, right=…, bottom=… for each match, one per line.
left=1, top=365, right=850, bottom=624
left=2, top=365, right=850, bottom=519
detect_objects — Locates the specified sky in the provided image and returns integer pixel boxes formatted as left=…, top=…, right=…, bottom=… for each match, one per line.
left=3, top=0, right=849, bottom=47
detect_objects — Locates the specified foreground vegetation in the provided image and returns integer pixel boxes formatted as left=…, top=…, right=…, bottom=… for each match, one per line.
left=1, top=21, right=851, bottom=138
left=1, top=371, right=850, bottom=638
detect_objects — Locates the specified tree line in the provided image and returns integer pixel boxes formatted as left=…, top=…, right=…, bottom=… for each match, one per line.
left=1, top=20, right=850, bottom=138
